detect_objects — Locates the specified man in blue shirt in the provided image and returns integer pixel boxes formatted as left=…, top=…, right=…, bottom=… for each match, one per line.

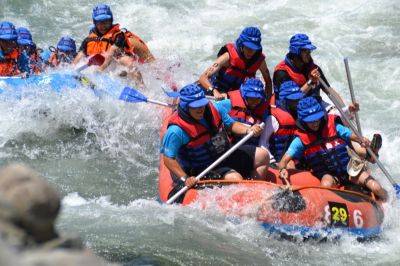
left=161, top=83, right=269, bottom=189
left=278, top=97, right=387, bottom=201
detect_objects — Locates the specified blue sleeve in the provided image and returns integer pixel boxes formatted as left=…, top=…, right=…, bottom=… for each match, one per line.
left=18, top=51, right=31, bottom=74
left=40, top=50, right=51, bottom=62
left=336, top=123, right=352, bottom=142
left=285, top=137, right=305, bottom=159
left=213, top=99, right=232, bottom=113
left=212, top=101, right=234, bottom=128
left=160, top=125, right=190, bottom=158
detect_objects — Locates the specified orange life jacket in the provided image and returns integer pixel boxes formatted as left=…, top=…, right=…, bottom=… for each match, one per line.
left=29, top=49, right=42, bottom=74
left=122, top=29, right=150, bottom=63
left=47, top=51, right=59, bottom=67
left=85, top=24, right=125, bottom=56
left=0, top=48, right=21, bottom=76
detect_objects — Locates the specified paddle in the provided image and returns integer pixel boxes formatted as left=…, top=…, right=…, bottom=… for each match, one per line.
left=75, top=54, right=105, bottom=73
left=344, top=58, right=362, bottom=135
left=72, top=54, right=105, bottom=89
left=119, top=86, right=176, bottom=107
left=318, top=77, right=400, bottom=197
left=166, top=122, right=265, bottom=204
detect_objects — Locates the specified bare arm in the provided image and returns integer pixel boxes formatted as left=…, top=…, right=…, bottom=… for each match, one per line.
left=72, top=51, right=85, bottom=65
left=230, top=122, right=263, bottom=137
left=199, top=52, right=230, bottom=90
left=277, top=153, right=293, bottom=179
left=163, top=155, right=197, bottom=188
left=98, top=45, right=120, bottom=71
left=259, top=60, right=273, bottom=102
left=329, top=86, right=346, bottom=107
left=308, top=68, right=347, bottom=107
left=163, top=155, right=187, bottom=178
left=300, top=68, right=319, bottom=94
left=130, top=38, right=155, bottom=63
left=350, top=132, right=370, bottom=147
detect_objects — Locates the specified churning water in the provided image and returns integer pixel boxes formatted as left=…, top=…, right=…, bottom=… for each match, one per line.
left=1, top=0, right=399, bottom=265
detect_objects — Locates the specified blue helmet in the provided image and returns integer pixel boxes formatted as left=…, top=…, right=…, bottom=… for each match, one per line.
left=236, top=26, right=262, bottom=51
left=57, top=36, right=76, bottom=53
left=92, top=4, right=113, bottom=23
left=0, top=21, right=18, bottom=41
left=297, top=97, right=325, bottom=123
left=278, top=81, right=304, bottom=102
left=289, top=33, right=317, bottom=55
left=240, top=78, right=266, bottom=100
left=179, top=83, right=209, bottom=111
left=16, top=27, right=33, bottom=46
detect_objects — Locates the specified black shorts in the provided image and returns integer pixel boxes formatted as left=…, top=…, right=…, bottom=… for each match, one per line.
left=176, top=145, right=257, bottom=181
left=332, top=174, right=350, bottom=186
left=213, top=144, right=256, bottom=179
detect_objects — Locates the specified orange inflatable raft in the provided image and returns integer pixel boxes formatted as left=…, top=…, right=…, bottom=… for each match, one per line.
left=158, top=105, right=384, bottom=240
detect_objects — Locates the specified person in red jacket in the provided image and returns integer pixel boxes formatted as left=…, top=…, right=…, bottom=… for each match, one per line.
left=215, top=78, right=270, bottom=145
left=161, top=83, right=269, bottom=191
left=199, top=26, right=272, bottom=101
left=273, top=33, right=354, bottom=112
left=278, top=97, right=387, bottom=201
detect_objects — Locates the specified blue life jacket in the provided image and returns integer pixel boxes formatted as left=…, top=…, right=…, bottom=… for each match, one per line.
left=295, top=114, right=349, bottom=179
left=167, top=103, right=230, bottom=175
left=212, top=43, right=265, bottom=93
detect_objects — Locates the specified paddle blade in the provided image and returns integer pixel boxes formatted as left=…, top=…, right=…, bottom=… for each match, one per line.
left=393, top=184, right=400, bottom=199
left=119, top=87, right=148, bottom=103
left=161, top=85, right=180, bottom=98
left=88, top=54, right=105, bottom=67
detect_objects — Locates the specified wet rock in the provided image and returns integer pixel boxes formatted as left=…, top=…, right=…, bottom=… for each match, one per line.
left=0, top=164, right=60, bottom=244
left=0, top=164, right=121, bottom=266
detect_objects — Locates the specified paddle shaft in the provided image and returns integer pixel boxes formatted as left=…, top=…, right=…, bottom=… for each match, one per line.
left=147, top=98, right=175, bottom=107
left=318, top=78, right=396, bottom=185
left=75, top=54, right=105, bottom=73
left=0, top=76, right=24, bottom=79
left=75, top=64, right=90, bottom=73
left=344, top=58, right=362, bottom=135
left=206, top=95, right=215, bottom=100
left=166, top=122, right=265, bottom=204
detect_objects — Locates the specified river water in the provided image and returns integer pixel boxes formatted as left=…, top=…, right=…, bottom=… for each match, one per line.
left=1, top=0, right=399, bottom=265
